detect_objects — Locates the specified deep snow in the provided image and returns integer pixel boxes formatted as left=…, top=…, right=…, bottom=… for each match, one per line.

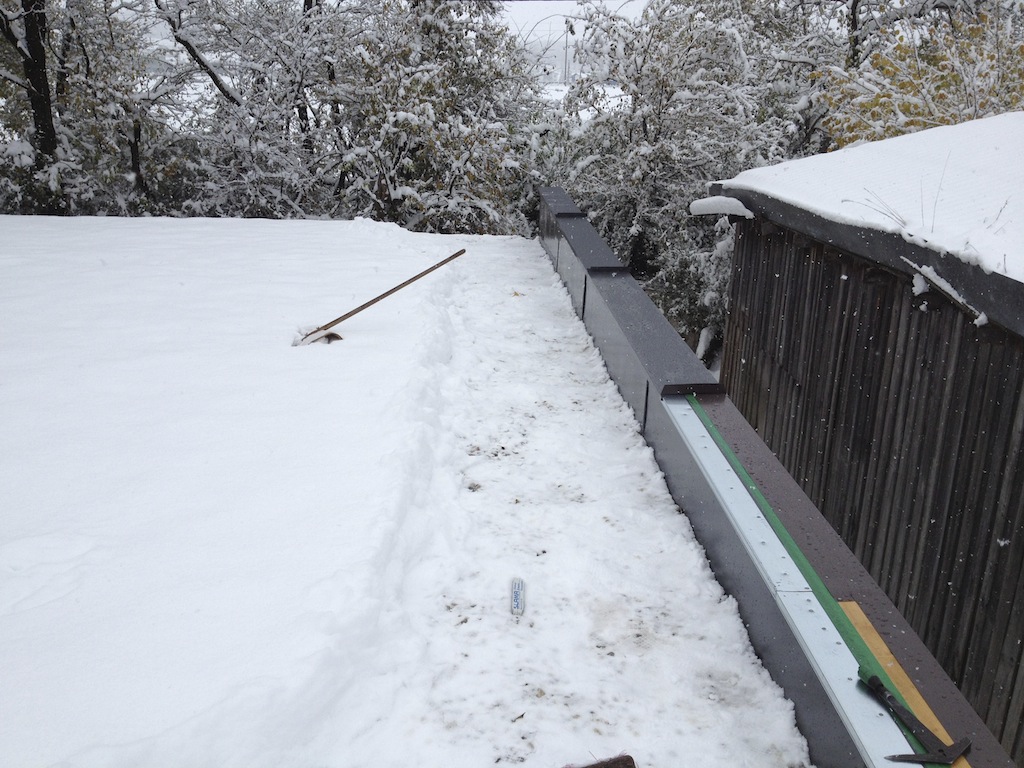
left=0, top=217, right=810, bottom=767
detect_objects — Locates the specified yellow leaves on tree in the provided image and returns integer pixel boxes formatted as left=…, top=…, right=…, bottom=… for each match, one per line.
left=818, top=12, right=1024, bottom=148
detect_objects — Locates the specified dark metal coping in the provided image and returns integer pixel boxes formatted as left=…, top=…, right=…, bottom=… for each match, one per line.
left=536, top=186, right=722, bottom=431
left=536, top=186, right=1014, bottom=768
left=711, top=184, right=1024, bottom=340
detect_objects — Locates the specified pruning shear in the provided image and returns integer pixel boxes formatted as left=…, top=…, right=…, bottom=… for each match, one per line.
left=862, top=672, right=971, bottom=764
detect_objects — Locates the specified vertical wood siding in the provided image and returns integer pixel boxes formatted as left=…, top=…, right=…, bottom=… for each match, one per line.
left=722, top=219, right=1024, bottom=763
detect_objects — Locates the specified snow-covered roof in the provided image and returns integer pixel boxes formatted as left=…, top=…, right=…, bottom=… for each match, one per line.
left=715, top=112, right=1023, bottom=284
left=0, top=216, right=810, bottom=766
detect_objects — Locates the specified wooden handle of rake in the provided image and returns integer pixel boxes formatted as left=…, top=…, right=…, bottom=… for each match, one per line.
left=295, top=248, right=466, bottom=346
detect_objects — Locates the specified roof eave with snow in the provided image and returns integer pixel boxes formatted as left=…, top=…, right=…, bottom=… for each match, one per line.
left=704, top=113, right=1024, bottom=338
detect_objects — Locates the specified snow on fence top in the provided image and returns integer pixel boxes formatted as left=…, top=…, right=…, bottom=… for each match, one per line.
left=714, top=112, right=1024, bottom=285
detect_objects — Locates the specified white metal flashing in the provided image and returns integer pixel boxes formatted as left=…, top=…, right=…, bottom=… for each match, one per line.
left=663, top=396, right=914, bottom=768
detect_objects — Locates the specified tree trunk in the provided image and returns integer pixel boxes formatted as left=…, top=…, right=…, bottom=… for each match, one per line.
left=129, top=119, right=149, bottom=196
left=847, top=0, right=863, bottom=68
left=21, top=0, right=59, bottom=163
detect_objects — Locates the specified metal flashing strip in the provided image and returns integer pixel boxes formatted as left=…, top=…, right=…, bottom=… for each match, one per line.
left=663, top=395, right=915, bottom=768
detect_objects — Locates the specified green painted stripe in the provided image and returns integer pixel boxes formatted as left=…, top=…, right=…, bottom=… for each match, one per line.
left=684, top=395, right=928, bottom=738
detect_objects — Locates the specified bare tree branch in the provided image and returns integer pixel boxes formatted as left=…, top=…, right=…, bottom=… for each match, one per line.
left=0, top=63, right=28, bottom=88
left=0, top=4, right=26, bottom=54
left=153, top=0, right=242, bottom=106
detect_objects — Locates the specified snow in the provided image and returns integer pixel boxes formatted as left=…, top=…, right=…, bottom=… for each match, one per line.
left=719, top=112, right=1024, bottom=284
left=689, top=195, right=754, bottom=220
left=2, top=139, right=34, bottom=168
left=0, top=217, right=810, bottom=768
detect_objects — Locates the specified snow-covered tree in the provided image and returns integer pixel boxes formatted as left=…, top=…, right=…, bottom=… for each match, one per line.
left=0, top=0, right=57, bottom=159
left=144, top=0, right=349, bottom=216
left=750, top=0, right=851, bottom=155
left=558, top=0, right=789, bottom=358
left=819, top=2, right=1024, bottom=145
left=332, top=0, right=542, bottom=234
left=1, top=0, right=62, bottom=210
left=0, top=0, right=546, bottom=227
left=0, top=0, right=212, bottom=214
left=49, top=0, right=185, bottom=213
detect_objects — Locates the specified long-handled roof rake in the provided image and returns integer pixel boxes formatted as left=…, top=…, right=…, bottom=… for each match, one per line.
left=293, top=248, right=466, bottom=346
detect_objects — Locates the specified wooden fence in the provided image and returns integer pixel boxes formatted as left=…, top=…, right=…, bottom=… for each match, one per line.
left=722, top=220, right=1024, bottom=763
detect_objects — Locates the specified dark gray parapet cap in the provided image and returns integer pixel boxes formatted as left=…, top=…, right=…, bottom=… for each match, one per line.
left=536, top=187, right=722, bottom=427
